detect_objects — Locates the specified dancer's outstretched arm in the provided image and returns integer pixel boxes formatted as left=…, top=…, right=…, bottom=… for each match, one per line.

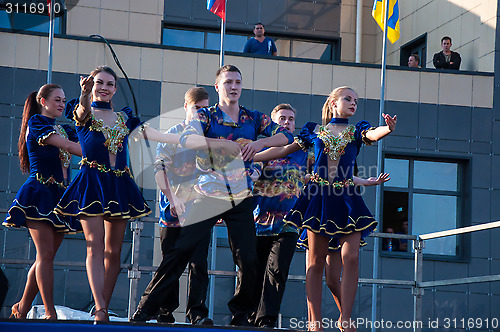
left=253, top=142, right=301, bottom=162
left=364, top=113, right=397, bottom=142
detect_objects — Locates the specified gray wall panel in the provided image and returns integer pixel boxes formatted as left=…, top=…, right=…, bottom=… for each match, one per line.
left=0, top=67, right=14, bottom=104
left=438, top=105, right=472, bottom=141
left=468, top=258, right=491, bottom=294
left=490, top=190, right=500, bottom=221
left=386, top=101, right=419, bottom=137
left=471, top=107, right=493, bottom=142
left=418, top=103, right=439, bottom=138
left=472, top=154, right=492, bottom=189
left=13, top=68, right=44, bottom=105
left=436, top=139, right=470, bottom=153
left=471, top=188, right=492, bottom=224
left=471, top=141, right=491, bottom=154
left=418, top=137, right=437, bottom=151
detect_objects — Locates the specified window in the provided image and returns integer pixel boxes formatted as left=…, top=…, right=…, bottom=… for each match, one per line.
left=400, top=34, right=426, bottom=68
left=382, top=155, right=468, bottom=257
left=0, top=2, right=64, bottom=34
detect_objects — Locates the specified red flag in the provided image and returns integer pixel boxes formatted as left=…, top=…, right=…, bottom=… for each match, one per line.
left=207, top=0, right=226, bottom=21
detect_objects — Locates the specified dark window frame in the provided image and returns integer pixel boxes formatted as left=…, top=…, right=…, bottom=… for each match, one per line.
left=400, top=33, right=427, bottom=68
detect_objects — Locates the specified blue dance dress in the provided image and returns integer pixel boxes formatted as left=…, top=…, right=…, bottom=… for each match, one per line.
left=55, top=100, right=151, bottom=224
left=284, top=121, right=378, bottom=251
left=3, top=114, right=79, bottom=232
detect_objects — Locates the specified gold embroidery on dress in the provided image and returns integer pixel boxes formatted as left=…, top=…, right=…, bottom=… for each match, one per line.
left=89, top=112, right=129, bottom=154
left=79, top=157, right=132, bottom=177
left=36, top=173, right=66, bottom=188
left=317, top=125, right=355, bottom=160
left=309, top=172, right=354, bottom=187
left=55, top=125, right=71, bottom=168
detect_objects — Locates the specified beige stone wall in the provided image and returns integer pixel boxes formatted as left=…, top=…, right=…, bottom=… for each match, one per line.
left=66, top=0, right=164, bottom=44
left=339, top=0, right=496, bottom=72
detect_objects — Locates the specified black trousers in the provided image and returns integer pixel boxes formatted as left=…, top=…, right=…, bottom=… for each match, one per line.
left=158, top=226, right=210, bottom=323
left=136, top=197, right=258, bottom=323
left=251, top=232, right=299, bottom=327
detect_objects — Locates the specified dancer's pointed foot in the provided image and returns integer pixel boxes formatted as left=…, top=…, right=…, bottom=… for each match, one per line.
left=10, top=303, right=28, bottom=319
left=93, top=308, right=109, bottom=322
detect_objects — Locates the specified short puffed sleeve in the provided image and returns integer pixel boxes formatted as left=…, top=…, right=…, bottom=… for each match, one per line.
left=120, top=107, right=144, bottom=132
left=28, top=114, right=56, bottom=146
left=355, top=120, right=376, bottom=148
left=295, top=122, right=318, bottom=151
left=65, top=98, right=91, bottom=126
left=60, top=124, right=78, bottom=142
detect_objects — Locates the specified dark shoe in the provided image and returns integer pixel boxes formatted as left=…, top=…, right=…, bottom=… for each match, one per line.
left=194, top=317, right=214, bottom=326
left=130, top=309, right=153, bottom=322
left=231, top=314, right=253, bottom=327
left=157, top=312, right=175, bottom=324
left=257, top=318, right=276, bottom=329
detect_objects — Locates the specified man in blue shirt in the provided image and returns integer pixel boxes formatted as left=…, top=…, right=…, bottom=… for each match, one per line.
left=132, top=65, right=293, bottom=326
left=243, top=23, right=278, bottom=56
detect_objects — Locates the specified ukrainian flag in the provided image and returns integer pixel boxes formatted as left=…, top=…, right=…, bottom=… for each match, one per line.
left=372, top=0, right=400, bottom=44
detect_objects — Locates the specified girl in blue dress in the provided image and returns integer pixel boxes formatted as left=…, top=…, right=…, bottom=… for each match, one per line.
left=288, top=86, right=396, bottom=331
left=3, top=84, right=82, bottom=319
left=259, top=86, right=396, bottom=331
left=54, top=66, right=180, bottom=321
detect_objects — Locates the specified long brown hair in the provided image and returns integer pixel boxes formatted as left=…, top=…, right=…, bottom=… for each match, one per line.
left=321, top=86, right=357, bottom=125
left=18, top=84, right=62, bottom=173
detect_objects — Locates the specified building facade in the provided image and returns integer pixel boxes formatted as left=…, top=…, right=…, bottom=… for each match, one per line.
left=0, top=0, right=499, bottom=330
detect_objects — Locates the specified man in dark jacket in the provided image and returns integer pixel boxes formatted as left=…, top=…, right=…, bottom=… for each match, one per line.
left=433, top=36, right=461, bottom=70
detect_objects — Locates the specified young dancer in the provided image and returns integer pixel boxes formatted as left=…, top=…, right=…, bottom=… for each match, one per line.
left=250, top=103, right=313, bottom=328
left=154, top=87, right=213, bottom=325
left=291, top=86, right=395, bottom=331
left=55, top=66, right=180, bottom=321
left=3, top=84, right=82, bottom=319
left=258, top=86, right=396, bottom=331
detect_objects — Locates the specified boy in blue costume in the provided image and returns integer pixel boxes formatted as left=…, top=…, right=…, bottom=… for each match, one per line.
left=154, top=87, right=213, bottom=325
left=132, top=65, right=293, bottom=326
left=250, top=103, right=313, bottom=327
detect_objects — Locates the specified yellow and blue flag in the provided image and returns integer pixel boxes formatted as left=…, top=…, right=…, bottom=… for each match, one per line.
left=372, top=0, right=400, bottom=44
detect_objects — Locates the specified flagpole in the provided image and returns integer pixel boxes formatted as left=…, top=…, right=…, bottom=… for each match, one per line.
left=219, top=0, right=226, bottom=67
left=47, top=0, right=55, bottom=83
left=371, top=0, right=389, bottom=331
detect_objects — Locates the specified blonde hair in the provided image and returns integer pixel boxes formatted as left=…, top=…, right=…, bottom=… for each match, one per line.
left=321, top=86, right=357, bottom=125
left=271, top=103, right=296, bottom=120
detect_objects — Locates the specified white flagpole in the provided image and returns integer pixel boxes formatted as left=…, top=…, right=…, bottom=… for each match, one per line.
left=219, top=0, right=226, bottom=67
left=47, top=0, right=55, bottom=83
left=371, top=0, right=390, bottom=331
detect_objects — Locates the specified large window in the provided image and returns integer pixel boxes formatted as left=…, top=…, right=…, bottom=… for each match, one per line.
left=162, top=27, right=337, bottom=61
left=382, top=155, right=468, bottom=257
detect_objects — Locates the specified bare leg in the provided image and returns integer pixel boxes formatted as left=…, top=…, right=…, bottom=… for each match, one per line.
left=25, top=221, right=64, bottom=319
left=103, top=218, right=128, bottom=308
left=338, top=232, right=361, bottom=332
left=80, top=216, right=108, bottom=321
left=325, top=251, right=342, bottom=327
left=306, top=231, right=329, bottom=331
left=13, top=262, right=38, bottom=318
